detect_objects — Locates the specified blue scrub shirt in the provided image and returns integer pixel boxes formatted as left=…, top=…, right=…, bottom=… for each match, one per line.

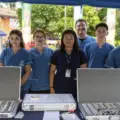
left=50, top=49, right=87, bottom=99
left=77, top=35, right=95, bottom=50
left=29, top=47, right=53, bottom=91
left=105, top=46, right=120, bottom=68
left=84, top=42, right=114, bottom=68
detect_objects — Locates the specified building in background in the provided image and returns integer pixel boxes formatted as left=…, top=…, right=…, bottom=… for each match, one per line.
left=0, top=7, right=19, bottom=47
left=0, top=7, right=19, bottom=34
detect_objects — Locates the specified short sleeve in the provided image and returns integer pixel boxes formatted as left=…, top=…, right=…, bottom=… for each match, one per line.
left=51, top=49, right=54, bottom=55
left=50, top=50, right=58, bottom=65
left=110, top=45, right=114, bottom=50
left=92, top=37, right=96, bottom=41
left=25, top=52, right=32, bottom=66
left=79, top=50, right=88, bottom=65
left=105, top=50, right=115, bottom=68
left=84, top=44, right=90, bottom=59
left=50, top=49, right=54, bottom=57
left=0, top=49, right=6, bottom=64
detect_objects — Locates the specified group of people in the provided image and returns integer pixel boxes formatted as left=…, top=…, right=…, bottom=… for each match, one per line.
left=0, top=19, right=120, bottom=100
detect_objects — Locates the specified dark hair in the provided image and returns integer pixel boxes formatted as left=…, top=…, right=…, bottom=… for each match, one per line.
left=75, top=19, right=87, bottom=27
left=95, top=23, right=108, bottom=31
left=33, top=29, right=46, bottom=39
left=9, top=29, right=25, bottom=48
left=60, top=29, right=79, bottom=52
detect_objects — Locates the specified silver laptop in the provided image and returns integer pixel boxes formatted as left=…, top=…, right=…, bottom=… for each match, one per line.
left=0, top=67, right=21, bottom=118
left=77, top=68, right=120, bottom=120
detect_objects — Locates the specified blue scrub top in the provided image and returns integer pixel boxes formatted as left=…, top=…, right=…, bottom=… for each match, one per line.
left=84, top=42, right=114, bottom=68
left=0, top=47, right=32, bottom=91
left=77, top=35, right=95, bottom=50
left=105, top=46, right=120, bottom=68
left=50, top=49, right=87, bottom=99
left=29, top=47, right=53, bottom=91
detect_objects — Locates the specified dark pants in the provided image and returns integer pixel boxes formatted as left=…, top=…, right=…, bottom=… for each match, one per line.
left=29, top=90, right=50, bottom=94
left=21, top=90, right=28, bottom=100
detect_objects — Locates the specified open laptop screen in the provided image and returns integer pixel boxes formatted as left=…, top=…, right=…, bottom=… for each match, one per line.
left=0, top=67, right=21, bottom=100
left=77, top=69, right=120, bottom=103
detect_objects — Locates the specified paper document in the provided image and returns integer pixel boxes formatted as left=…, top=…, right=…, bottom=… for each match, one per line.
left=43, top=111, right=60, bottom=120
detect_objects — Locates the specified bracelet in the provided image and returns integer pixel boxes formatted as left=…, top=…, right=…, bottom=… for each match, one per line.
left=50, top=87, right=53, bottom=88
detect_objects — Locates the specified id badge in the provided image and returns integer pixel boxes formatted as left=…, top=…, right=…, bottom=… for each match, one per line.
left=65, top=69, right=71, bottom=78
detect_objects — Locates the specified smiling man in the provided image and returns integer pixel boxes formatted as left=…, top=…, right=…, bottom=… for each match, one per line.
left=84, top=23, right=114, bottom=68
left=75, top=19, right=95, bottom=50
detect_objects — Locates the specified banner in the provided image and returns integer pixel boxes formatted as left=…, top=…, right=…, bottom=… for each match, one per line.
left=106, top=9, right=116, bottom=46
left=22, top=3, right=31, bottom=49
left=74, top=6, right=83, bottom=27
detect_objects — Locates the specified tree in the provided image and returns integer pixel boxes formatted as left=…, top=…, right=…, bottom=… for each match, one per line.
left=17, top=8, right=22, bottom=28
left=17, top=5, right=103, bottom=37
left=17, top=5, right=74, bottom=38
left=98, top=8, right=107, bottom=21
left=83, top=6, right=100, bottom=36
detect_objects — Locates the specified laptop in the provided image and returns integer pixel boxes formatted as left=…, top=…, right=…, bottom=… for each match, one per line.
left=0, top=67, right=21, bottom=118
left=77, top=68, right=120, bottom=120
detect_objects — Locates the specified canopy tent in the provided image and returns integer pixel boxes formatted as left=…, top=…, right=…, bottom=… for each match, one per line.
left=0, top=0, right=120, bottom=8
left=0, top=30, right=6, bottom=36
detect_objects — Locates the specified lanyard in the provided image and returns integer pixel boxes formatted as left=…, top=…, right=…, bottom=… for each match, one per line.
left=66, top=53, right=71, bottom=64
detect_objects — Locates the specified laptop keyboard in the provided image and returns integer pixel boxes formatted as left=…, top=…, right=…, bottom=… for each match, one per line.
left=81, top=102, right=120, bottom=116
left=0, top=100, right=17, bottom=113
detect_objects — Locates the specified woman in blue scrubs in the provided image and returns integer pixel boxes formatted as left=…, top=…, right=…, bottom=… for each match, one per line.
left=0, top=29, right=32, bottom=99
left=50, top=29, right=87, bottom=99
left=84, top=23, right=114, bottom=68
left=29, top=29, right=53, bottom=93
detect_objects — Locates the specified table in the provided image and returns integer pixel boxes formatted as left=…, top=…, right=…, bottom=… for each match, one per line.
left=15, top=110, right=84, bottom=120
left=8, top=106, right=85, bottom=120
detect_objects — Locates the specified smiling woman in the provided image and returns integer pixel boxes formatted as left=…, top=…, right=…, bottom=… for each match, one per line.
left=0, top=29, right=32, bottom=99
left=50, top=29, right=87, bottom=100
left=29, top=29, right=53, bottom=94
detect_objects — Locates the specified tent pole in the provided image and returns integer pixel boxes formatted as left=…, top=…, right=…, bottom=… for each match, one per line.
left=64, top=5, right=67, bottom=29
left=0, top=36, right=2, bottom=52
left=74, top=5, right=83, bottom=29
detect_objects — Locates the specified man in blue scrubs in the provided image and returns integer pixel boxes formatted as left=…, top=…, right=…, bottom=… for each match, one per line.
left=105, top=47, right=120, bottom=68
left=84, top=23, right=114, bottom=68
left=29, top=29, right=53, bottom=93
left=75, top=19, right=95, bottom=50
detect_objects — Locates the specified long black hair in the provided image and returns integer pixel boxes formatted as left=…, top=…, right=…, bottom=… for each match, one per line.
left=60, top=29, right=79, bottom=52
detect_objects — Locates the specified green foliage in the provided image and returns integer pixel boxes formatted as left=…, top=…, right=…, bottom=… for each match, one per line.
left=17, top=5, right=110, bottom=37
left=17, top=8, right=22, bottom=28
left=17, top=5, right=73, bottom=38
left=114, top=10, right=120, bottom=46
left=83, top=6, right=100, bottom=36
left=98, top=8, right=107, bottom=21
left=115, top=17, right=120, bottom=40
left=115, top=40, right=120, bottom=47
left=31, top=5, right=62, bottom=33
